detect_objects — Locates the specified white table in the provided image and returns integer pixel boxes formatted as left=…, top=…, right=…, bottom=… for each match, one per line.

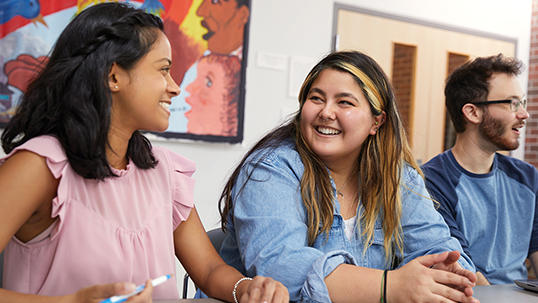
left=156, top=284, right=538, bottom=302
left=473, top=283, right=538, bottom=302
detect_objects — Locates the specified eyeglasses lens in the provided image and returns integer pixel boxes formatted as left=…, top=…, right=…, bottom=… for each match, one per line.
left=510, top=99, right=527, bottom=111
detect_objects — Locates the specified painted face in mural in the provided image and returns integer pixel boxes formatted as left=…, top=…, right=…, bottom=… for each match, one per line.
left=185, top=54, right=240, bottom=136
left=196, top=0, right=249, bottom=54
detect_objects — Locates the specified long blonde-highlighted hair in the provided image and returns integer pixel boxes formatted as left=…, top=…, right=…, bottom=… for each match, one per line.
left=220, top=51, right=422, bottom=264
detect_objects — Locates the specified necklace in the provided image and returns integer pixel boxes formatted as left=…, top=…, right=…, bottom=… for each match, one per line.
left=337, top=175, right=353, bottom=199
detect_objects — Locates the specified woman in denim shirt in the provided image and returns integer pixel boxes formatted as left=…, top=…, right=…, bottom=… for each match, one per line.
left=218, top=51, right=479, bottom=303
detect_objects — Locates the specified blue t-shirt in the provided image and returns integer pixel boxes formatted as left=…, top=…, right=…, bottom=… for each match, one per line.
left=421, top=150, right=538, bottom=284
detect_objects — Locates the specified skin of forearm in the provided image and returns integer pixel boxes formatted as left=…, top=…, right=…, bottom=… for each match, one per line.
left=196, top=263, right=246, bottom=302
left=325, top=264, right=384, bottom=303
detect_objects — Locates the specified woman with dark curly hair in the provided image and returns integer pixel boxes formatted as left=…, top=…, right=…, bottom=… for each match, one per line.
left=0, top=3, right=287, bottom=303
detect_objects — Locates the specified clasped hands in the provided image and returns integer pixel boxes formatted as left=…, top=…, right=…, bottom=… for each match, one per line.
left=388, top=251, right=480, bottom=303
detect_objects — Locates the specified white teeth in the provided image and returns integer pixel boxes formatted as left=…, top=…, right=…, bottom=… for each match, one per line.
left=159, top=102, right=170, bottom=110
left=317, top=127, right=341, bottom=135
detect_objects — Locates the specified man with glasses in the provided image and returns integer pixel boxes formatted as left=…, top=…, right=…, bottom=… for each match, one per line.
left=421, top=54, right=538, bottom=285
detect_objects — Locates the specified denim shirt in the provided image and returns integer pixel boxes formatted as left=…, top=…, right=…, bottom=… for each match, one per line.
left=219, top=141, right=475, bottom=303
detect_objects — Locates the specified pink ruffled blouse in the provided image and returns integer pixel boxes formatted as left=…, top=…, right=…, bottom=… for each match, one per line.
left=1, top=136, right=195, bottom=299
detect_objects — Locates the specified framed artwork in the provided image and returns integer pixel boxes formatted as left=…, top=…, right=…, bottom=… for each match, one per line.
left=0, top=0, right=250, bottom=143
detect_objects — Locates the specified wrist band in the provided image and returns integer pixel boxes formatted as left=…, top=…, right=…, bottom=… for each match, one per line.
left=383, top=270, right=388, bottom=303
left=233, top=277, right=252, bottom=303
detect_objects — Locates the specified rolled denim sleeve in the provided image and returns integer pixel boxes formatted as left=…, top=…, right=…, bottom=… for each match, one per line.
left=302, top=251, right=357, bottom=302
left=230, top=147, right=351, bottom=302
left=398, top=166, right=476, bottom=272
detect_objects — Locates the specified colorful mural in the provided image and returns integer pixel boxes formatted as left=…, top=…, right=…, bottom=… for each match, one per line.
left=0, top=0, right=249, bottom=143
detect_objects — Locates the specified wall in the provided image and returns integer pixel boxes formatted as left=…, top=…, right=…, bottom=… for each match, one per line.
left=526, top=0, right=538, bottom=168
left=0, top=0, right=532, bottom=297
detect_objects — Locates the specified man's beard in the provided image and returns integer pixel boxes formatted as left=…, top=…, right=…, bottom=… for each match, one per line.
left=479, top=109, right=520, bottom=151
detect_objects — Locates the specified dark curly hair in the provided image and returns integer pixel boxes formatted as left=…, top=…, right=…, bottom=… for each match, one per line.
left=2, top=2, right=164, bottom=180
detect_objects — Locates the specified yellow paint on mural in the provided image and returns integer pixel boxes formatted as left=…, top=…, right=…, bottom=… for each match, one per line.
left=180, top=0, right=207, bottom=50
left=76, top=0, right=117, bottom=15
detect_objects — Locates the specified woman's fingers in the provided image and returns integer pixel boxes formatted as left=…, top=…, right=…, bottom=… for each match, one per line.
left=242, top=283, right=261, bottom=303
left=73, top=282, right=136, bottom=303
left=259, top=277, right=276, bottom=303
left=390, top=257, right=479, bottom=303
left=108, top=282, right=137, bottom=296
left=415, top=251, right=450, bottom=268
left=428, top=269, right=479, bottom=303
left=240, top=277, right=289, bottom=303
left=432, top=269, right=475, bottom=289
left=89, top=280, right=153, bottom=303
left=129, top=280, right=153, bottom=302
left=270, top=285, right=288, bottom=303
left=430, top=283, right=479, bottom=303
left=442, top=251, right=462, bottom=267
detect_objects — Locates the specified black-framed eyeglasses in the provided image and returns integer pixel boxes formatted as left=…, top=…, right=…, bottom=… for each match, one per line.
left=471, top=98, right=527, bottom=112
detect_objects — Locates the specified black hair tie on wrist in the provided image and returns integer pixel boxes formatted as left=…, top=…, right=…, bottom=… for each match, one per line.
left=383, top=270, right=388, bottom=303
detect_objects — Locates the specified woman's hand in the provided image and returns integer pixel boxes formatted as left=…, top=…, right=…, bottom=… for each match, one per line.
left=431, top=251, right=478, bottom=296
left=475, top=272, right=490, bottom=286
left=388, top=251, right=479, bottom=303
left=239, top=276, right=289, bottom=303
left=63, top=280, right=154, bottom=303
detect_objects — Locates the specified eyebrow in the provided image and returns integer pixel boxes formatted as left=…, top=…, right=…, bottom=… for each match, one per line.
left=335, top=92, right=359, bottom=102
left=155, top=58, right=172, bottom=65
left=500, top=94, right=526, bottom=100
left=309, top=87, right=326, bottom=96
left=309, top=87, right=359, bottom=102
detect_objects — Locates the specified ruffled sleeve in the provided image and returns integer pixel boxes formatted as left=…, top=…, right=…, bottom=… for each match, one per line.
left=156, top=147, right=196, bottom=229
left=0, top=135, right=70, bottom=239
left=0, top=135, right=68, bottom=178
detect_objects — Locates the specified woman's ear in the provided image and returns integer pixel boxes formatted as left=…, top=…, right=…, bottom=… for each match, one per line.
left=377, top=111, right=387, bottom=127
left=108, top=63, right=123, bottom=92
left=370, top=111, right=387, bottom=135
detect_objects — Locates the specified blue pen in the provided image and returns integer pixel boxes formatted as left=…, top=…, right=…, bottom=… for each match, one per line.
left=99, top=274, right=173, bottom=303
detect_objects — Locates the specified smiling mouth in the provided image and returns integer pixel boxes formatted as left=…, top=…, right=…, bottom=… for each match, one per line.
left=512, top=123, right=525, bottom=133
left=317, top=126, right=341, bottom=135
left=159, top=102, right=170, bottom=110
left=512, top=128, right=522, bottom=136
